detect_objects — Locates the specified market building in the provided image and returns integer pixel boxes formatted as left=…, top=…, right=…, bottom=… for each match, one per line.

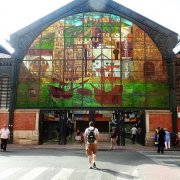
left=0, top=0, right=179, bottom=146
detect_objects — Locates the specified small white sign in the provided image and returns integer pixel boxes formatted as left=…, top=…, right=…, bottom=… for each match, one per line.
left=178, top=112, right=180, bottom=118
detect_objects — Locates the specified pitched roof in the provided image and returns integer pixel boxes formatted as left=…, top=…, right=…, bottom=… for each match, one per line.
left=0, top=38, right=14, bottom=57
left=8, top=0, right=178, bottom=59
left=0, top=44, right=11, bottom=55
left=173, top=41, right=180, bottom=55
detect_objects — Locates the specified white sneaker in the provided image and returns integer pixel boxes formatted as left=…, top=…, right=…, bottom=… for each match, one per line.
left=89, top=165, right=93, bottom=169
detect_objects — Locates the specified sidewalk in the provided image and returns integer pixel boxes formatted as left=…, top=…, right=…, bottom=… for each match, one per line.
left=7, top=142, right=180, bottom=151
left=7, top=143, right=180, bottom=180
left=135, top=164, right=180, bottom=180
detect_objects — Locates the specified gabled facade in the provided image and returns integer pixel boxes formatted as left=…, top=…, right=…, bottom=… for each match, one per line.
left=0, top=0, right=179, bottom=146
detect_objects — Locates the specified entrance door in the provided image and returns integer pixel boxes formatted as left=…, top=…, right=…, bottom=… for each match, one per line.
left=115, top=110, right=146, bottom=146
left=39, top=110, right=69, bottom=145
left=39, top=110, right=60, bottom=145
left=136, top=112, right=146, bottom=146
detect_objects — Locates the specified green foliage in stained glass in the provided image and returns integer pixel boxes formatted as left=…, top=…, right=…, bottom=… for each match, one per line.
left=18, top=12, right=169, bottom=109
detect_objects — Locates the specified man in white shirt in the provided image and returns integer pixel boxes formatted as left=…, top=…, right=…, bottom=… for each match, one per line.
left=0, top=124, right=10, bottom=152
left=131, top=126, right=138, bottom=144
left=84, top=121, right=100, bottom=169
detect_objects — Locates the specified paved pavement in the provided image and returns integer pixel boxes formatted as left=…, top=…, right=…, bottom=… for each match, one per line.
left=136, top=164, right=180, bottom=180
left=5, top=143, right=180, bottom=180
left=136, top=150, right=180, bottom=180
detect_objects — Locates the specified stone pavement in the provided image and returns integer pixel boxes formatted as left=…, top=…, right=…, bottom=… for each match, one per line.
left=7, top=143, right=180, bottom=180
left=7, top=142, right=180, bottom=151
left=135, top=164, right=180, bottom=180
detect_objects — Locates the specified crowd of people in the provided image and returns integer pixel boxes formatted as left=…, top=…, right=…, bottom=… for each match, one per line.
left=154, top=126, right=171, bottom=154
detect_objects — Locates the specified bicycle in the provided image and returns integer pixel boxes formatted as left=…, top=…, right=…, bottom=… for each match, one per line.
left=171, top=133, right=179, bottom=147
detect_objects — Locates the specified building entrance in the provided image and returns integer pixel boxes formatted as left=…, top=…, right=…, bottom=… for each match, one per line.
left=39, top=109, right=146, bottom=146
left=111, top=110, right=146, bottom=146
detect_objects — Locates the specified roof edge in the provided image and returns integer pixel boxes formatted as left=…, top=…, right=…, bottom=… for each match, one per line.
left=9, top=0, right=178, bottom=41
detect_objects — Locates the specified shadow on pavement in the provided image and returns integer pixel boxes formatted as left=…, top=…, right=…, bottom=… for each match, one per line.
left=96, top=168, right=134, bottom=179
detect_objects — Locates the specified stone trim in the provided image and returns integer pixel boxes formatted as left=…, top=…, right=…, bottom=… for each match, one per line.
left=0, top=109, right=9, bottom=113
left=13, top=130, right=39, bottom=145
left=14, top=109, right=40, bottom=113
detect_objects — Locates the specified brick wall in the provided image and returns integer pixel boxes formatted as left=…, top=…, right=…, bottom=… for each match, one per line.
left=149, top=114, right=172, bottom=132
left=145, top=110, right=172, bottom=146
left=0, top=110, right=9, bottom=128
left=13, top=110, right=40, bottom=145
left=14, top=113, right=36, bottom=130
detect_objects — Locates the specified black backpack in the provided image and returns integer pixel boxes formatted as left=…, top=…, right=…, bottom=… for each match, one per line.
left=87, top=128, right=96, bottom=144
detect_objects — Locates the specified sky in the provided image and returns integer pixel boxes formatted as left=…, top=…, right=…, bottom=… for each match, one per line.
left=0, top=0, right=180, bottom=52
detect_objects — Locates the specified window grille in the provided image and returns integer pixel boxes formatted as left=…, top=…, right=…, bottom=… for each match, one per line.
left=176, top=76, right=180, bottom=106
left=0, top=75, right=10, bottom=109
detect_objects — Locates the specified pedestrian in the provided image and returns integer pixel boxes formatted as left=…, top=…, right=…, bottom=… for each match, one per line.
left=69, top=123, right=74, bottom=140
left=154, top=127, right=160, bottom=147
left=84, top=121, right=100, bottom=169
left=66, top=125, right=69, bottom=141
left=75, top=127, right=82, bottom=143
left=110, top=129, right=118, bottom=149
left=131, top=125, right=138, bottom=144
left=0, top=124, right=10, bottom=152
left=157, top=127, right=166, bottom=154
left=164, top=128, right=170, bottom=149
left=56, top=126, right=59, bottom=141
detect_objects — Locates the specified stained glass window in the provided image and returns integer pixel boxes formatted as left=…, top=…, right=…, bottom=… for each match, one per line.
left=17, top=13, right=168, bottom=108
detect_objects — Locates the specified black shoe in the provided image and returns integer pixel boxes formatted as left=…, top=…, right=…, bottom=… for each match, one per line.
left=157, top=151, right=160, bottom=153
left=93, top=162, right=96, bottom=168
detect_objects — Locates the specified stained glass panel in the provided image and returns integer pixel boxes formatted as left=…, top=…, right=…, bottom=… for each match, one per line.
left=17, top=12, right=169, bottom=108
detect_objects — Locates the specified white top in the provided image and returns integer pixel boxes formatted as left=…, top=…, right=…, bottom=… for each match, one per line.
left=0, top=128, right=10, bottom=139
left=131, top=127, right=138, bottom=135
left=84, top=126, right=99, bottom=144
